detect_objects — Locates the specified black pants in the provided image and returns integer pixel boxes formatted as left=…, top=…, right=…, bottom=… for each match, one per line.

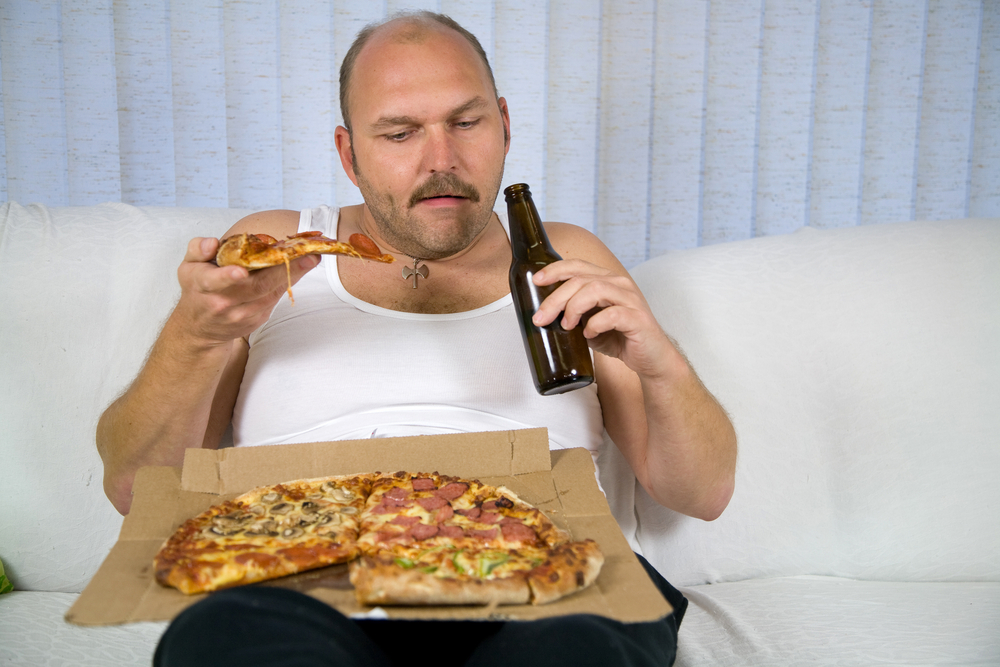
left=153, top=554, right=687, bottom=667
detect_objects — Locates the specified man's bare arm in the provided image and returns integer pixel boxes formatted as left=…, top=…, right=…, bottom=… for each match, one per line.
left=96, top=211, right=309, bottom=514
left=536, top=224, right=737, bottom=521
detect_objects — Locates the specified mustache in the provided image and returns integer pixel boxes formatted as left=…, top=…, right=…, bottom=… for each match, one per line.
left=408, top=174, right=481, bottom=207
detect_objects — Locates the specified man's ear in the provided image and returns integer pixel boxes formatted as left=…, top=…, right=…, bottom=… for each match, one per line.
left=497, top=97, right=511, bottom=156
left=334, top=125, right=360, bottom=187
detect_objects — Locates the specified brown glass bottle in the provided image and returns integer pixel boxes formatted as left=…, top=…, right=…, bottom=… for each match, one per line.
left=505, top=183, right=595, bottom=395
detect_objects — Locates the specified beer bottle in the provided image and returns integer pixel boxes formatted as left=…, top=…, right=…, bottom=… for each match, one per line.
left=505, top=183, right=595, bottom=395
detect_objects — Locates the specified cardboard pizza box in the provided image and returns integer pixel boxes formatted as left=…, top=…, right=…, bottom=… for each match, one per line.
left=65, top=428, right=671, bottom=625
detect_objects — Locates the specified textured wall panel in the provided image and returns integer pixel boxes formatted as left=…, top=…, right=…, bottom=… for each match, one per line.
left=915, top=0, right=982, bottom=220
left=495, top=0, right=547, bottom=213
left=1, top=1, right=997, bottom=259
left=598, top=0, right=656, bottom=267
left=649, top=0, right=710, bottom=253
left=113, top=0, right=177, bottom=206
left=62, top=0, right=121, bottom=205
left=861, top=0, right=928, bottom=225
left=809, top=0, right=872, bottom=230
left=279, top=0, right=337, bottom=212
left=224, top=0, right=282, bottom=210
left=1, top=1, right=69, bottom=205
left=970, top=0, right=999, bottom=218
left=545, top=0, right=600, bottom=230
left=755, top=0, right=818, bottom=237
left=701, top=0, right=765, bottom=245
left=170, top=0, right=229, bottom=207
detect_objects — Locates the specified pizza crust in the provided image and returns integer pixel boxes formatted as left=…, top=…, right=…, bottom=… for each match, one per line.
left=527, top=540, right=605, bottom=605
left=349, top=556, right=531, bottom=606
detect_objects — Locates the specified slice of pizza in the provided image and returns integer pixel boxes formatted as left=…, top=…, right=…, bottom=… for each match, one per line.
left=215, top=231, right=394, bottom=303
left=349, top=472, right=604, bottom=606
left=154, top=473, right=372, bottom=595
left=216, top=231, right=394, bottom=270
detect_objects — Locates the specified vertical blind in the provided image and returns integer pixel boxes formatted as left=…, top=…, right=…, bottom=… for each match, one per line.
left=0, top=0, right=996, bottom=267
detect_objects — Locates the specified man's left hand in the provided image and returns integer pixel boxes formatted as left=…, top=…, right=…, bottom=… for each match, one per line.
left=530, top=259, right=673, bottom=380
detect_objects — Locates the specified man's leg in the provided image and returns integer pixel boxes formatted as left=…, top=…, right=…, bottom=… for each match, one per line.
left=153, top=587, right=392, bottom=667
left=463, top=554, right=687, bottom=667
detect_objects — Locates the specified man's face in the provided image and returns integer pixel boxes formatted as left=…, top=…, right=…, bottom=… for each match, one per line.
left=336, top=25, right=510, bottom=260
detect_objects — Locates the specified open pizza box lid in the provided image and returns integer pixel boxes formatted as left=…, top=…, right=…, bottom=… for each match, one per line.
left=66, top=428, right=671, bottom=625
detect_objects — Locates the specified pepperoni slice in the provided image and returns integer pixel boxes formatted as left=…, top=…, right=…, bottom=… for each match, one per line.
left=456, top=507, right=481, bottom=519
left=385, top=487, right=410, bottom=501
left=410, top=524, right=439, bottom=541
left=437, top=525, right=464, bottom=538
left=349, top=233, right=382, bottom=257
left=478, top=511, right=501, bottom=524
left=434, top=504, right=454, bottom=523
left=417, top=496, right=449, bottom=511
left=466, top=528, right=498, bottom=541
left=500, top=521, right=537, bottom=543
left=390, top=515, right=420, bottom=526
left=435, top=482, right=468, bottom=500
left=411, top=478, right=437, bottom=491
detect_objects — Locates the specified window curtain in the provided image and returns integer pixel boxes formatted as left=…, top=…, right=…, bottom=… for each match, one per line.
left=0, top=0, right=996, bottom=267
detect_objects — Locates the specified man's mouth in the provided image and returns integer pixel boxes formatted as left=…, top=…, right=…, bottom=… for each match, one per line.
left=409, top=175, right=481, bottom=207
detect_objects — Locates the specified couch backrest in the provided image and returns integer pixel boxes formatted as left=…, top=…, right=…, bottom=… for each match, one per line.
left=630, top=219, right=1000, bottom=586
left=0, top=203, right=250, bottom=592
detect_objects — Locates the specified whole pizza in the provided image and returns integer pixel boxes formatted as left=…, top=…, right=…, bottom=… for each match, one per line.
left=153, top=471, right=604, bottom=606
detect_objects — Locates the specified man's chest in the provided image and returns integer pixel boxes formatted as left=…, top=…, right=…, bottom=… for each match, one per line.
left=339, top=251, right=511, bottom=314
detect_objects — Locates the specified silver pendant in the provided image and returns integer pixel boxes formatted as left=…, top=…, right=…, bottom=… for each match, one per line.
left=402, top=257, right=429, bottom=288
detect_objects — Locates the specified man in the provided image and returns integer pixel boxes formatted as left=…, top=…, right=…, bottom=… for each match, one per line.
left=98, top=11, right=736, bottom=667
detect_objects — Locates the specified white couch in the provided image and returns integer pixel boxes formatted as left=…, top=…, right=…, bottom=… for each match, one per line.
left=1, top=202, right=997, bottom=666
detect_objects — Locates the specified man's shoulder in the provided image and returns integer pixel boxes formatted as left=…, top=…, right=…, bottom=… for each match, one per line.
left=222, top=209, right=301, bottom=240
left=544, top=221, right=621, bottom=268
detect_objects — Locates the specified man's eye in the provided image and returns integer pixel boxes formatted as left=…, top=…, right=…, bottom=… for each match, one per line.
left=454, top=119, right=479, bottom=130
left=386, top=131, right=410, bottom=141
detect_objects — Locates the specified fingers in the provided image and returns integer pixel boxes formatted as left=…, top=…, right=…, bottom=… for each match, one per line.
left=175, top=238, right=321, bottom=342
left=530, top=260, right=639, bottom=333
left=185, top=237, right=220, bottom=263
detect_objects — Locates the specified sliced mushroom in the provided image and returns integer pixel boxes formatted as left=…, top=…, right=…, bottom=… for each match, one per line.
left=281, top=526, right=304, bottom=539
left=322, top=483, right=354, bottom=503
left=297, top=513, right=320, bottom=526
left=247, top=504, right=266, bottom=516
left=208, top=524, right=241, bottom=536
left=338, top=506, right=358, bottom=515
left=316, top=512, right=342, bottom=526
left=270, top=503, right=292, bottom=515
left=261, top=492, right=282, bottom=503
left=300, top=501, right=320, bottom=514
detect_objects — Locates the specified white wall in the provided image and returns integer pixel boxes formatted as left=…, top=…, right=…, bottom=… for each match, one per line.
left=0, top=0, right=997, bottom=267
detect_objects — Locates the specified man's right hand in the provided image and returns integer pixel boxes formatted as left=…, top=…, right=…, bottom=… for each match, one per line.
left=173, top=237, right=320, bottom=346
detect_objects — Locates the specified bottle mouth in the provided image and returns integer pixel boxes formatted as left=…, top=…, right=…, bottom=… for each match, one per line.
left=504, top=183, right=531, bottom=200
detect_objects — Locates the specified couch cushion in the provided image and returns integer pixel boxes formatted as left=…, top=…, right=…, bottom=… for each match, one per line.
left=630, top=219, right=1000, bottom=585
left=0, top=203, right=250, bottom=592
left=676, top=576, right=1000, bottom=666
left=0, top=591, right=167, bottom=665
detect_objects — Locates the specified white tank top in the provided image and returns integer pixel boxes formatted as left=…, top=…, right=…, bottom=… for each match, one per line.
left=232, top=206, right=605, bottom=467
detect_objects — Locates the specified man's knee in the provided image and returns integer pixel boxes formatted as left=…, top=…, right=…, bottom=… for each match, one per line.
left=468, top=614, right=677, bottom=667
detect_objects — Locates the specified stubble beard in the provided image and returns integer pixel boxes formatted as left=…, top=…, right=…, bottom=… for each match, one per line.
left=354, top=156, right=505, bottom=261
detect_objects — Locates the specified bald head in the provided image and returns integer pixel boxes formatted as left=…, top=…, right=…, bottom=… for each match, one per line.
left=339, top=11, right=498, bottom=134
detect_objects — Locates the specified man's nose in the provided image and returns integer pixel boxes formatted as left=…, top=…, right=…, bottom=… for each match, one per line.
left=424, top=128, right=457, bottom=172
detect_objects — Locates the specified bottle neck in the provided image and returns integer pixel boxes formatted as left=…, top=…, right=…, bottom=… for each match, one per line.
left=505, top=186, right=550, bottom=259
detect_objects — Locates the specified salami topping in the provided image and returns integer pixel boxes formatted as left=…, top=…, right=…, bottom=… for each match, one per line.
left=435, top=482, right=468, bottom=500
left=466, top=527, right=498, bottom=541
left=416, top=496, right=449, bottom=511
left=410, top=524, right=439, bottom=541
left=411, top=478, right=437, bottom=491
